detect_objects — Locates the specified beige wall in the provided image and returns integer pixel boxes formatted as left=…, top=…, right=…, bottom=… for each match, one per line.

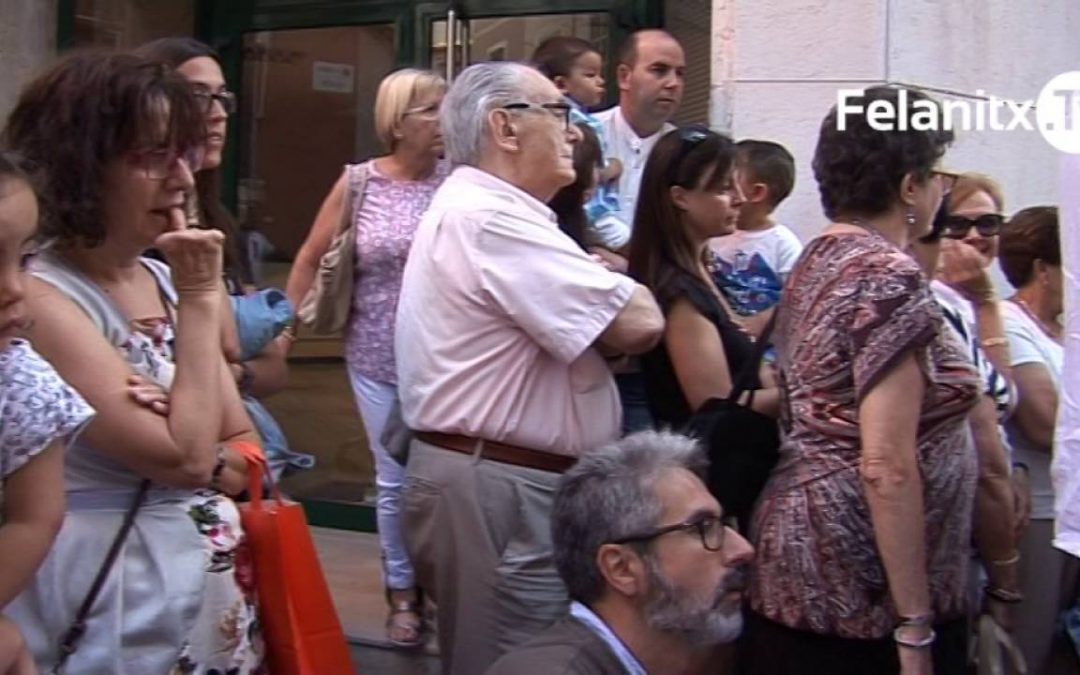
left=0, top=0, right=56, bottom=122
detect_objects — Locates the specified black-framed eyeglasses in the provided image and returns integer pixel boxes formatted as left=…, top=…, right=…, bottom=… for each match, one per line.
left=127, top=146, right=205, bottom=180
left=668, top=124, right=711, bottom=186
left=192, top=89, right=237, bottom=115
left=502, top=101, right=573, bottom=132
left=611, top=515, right=728, bottom=552
left=943, top=213, right=1004, bottom=239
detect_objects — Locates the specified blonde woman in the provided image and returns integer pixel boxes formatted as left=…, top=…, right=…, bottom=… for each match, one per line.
left=286, top=68, right=447, bottom=647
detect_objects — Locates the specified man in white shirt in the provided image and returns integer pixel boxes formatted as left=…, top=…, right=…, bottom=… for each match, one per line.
left=396, top=62, right=664, bottom=674
left=592, top=29, right=685, bottom=434
left=487, top=431, right=754, bottom=675
left=591, top=29, right=686, bottom=250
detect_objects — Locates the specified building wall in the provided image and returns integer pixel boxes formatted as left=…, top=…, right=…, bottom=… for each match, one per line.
left=714, top=0, right=1080, bottom=263
left=0, top=0, right=56, bottom=121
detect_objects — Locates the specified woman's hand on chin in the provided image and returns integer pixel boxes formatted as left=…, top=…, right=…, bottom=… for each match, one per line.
left=155, top=215, right=224, bottom=296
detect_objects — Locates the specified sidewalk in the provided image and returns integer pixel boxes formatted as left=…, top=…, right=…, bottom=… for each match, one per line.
left=311, top=526, right=439, bottom=673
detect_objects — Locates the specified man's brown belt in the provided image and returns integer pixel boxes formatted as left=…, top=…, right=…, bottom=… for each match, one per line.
left=414, top=431, right=575, bottom=474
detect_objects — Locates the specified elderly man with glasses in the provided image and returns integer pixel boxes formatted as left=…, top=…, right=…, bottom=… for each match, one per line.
left=394, top=61, right=664, bottom=674
left=487, top=430, right=754, bottom=674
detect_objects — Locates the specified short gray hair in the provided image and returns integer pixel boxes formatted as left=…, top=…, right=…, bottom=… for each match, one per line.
left=552, top=430, right=707, bottom=605
left=439, top=61, right=543, bottom=166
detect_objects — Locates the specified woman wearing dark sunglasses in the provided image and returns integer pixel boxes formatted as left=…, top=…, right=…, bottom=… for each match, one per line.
left=933, top=173, right=1015, bottom=380
left=909, top=206, right=1024, bottom=653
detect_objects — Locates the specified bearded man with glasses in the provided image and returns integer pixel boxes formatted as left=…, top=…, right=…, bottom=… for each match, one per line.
left=487, top=430, right=753, bottom=675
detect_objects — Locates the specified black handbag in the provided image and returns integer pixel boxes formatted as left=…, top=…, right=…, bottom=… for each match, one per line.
left=682, top=313, right=780, bottom=525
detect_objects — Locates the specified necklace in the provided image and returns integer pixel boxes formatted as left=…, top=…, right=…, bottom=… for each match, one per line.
left=1011, top=296, right=1062, bottom=342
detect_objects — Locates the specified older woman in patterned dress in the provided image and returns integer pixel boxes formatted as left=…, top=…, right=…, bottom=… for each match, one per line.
left=741, top=86, right=981, bottom=675
left=287, top=68, right=448, bottom=647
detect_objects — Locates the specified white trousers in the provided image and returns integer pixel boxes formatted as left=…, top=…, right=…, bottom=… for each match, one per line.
left=347, top=366, right=414, bottom=590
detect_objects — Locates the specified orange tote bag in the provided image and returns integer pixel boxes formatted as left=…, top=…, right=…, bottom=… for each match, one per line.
left=237, top=448, right=354, bottom=674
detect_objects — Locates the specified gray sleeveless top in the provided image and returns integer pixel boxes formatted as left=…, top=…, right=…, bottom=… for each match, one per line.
left=30, top=251, right=183, bottom=501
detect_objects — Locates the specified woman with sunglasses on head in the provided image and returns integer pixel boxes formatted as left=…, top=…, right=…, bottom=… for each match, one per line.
left=628, top=126, right=780, bottom=436
left=997, top=207, right=1077, bottom=674
left=286, top=68, right=448, bottom=648
left=135, top=37, right=312, bottom=481
left=743, top=87, right=981, bottom=675
left=2, top=52, right=264, bottom=672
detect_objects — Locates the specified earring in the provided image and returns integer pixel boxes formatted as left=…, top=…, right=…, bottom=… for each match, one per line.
left=905, top=209, right=917, bottom=227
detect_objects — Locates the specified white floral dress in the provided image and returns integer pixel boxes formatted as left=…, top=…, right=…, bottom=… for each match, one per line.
left=8, top=253, right=264, bottom=674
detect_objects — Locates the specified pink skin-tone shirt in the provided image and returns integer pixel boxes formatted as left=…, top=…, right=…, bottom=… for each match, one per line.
left=394, top=166, right=636, bottom=457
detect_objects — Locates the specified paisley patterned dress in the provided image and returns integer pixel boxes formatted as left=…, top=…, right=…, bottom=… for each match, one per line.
left=748, top=231, right=982, bottom=639
left=8, top=253, right=264, bottom=674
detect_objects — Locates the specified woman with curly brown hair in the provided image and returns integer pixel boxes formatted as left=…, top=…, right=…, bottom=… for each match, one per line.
left=742, top=87, right=981, bottom=675
left=3, top=51, right=264, bottom=673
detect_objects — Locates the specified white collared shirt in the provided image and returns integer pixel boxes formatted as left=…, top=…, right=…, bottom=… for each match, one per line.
left=569, top=601, right=647, bottom=675
left=592, top=106, right=675, bottom=249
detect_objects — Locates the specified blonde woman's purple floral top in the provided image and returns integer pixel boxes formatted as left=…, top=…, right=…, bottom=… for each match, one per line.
left=748, top=231, right=981, bottom=639
left=345, top=159, right=450, bottom=384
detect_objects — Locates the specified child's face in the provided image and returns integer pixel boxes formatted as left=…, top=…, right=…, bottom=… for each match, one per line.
left=561, top=51, right=606, bottom=108
left=0, top=179, right=37, bottom=349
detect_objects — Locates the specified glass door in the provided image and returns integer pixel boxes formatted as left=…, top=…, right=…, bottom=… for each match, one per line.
left=430, top=12, right=612, bottom=81
left=233, top=23, right=398, bottom=513
left=236, top=24, right=396, bottom=264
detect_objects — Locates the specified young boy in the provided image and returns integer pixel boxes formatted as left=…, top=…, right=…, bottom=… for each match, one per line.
left=709, top=139, right=803, bottom=317
left=531, top=36, right=627, bottom=253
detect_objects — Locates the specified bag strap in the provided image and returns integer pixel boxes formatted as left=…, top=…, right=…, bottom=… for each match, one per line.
left=728, top=310, right=778, bottom=404
left=338, top=162, right=370, bottom=237
left=232, top=439, right=283, bottom=508
left=52, top=479, right=151, bottom=674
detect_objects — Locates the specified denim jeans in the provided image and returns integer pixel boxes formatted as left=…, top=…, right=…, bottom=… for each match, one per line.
left=615, top=371, right=655, bottom=435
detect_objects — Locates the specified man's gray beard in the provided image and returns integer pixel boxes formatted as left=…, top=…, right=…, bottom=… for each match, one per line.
left=640, top=554, right=744, bottom=649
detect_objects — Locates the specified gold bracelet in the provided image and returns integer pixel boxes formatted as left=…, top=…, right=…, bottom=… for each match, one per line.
left=981, top=337, right=1009, bottom=348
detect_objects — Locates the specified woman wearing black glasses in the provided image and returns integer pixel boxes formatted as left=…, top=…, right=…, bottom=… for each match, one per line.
left=135, top=38, right=312, bottom=485
left=136, top=38, right=248, bottom=289
left=743, top=87, right=980, bottom=675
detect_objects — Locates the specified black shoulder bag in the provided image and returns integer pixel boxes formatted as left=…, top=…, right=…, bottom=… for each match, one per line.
left=681, top=313, right=780, bottom=526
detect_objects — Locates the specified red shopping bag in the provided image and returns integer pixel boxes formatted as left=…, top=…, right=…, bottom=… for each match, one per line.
left=236, top=445, right=354, bottom=674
